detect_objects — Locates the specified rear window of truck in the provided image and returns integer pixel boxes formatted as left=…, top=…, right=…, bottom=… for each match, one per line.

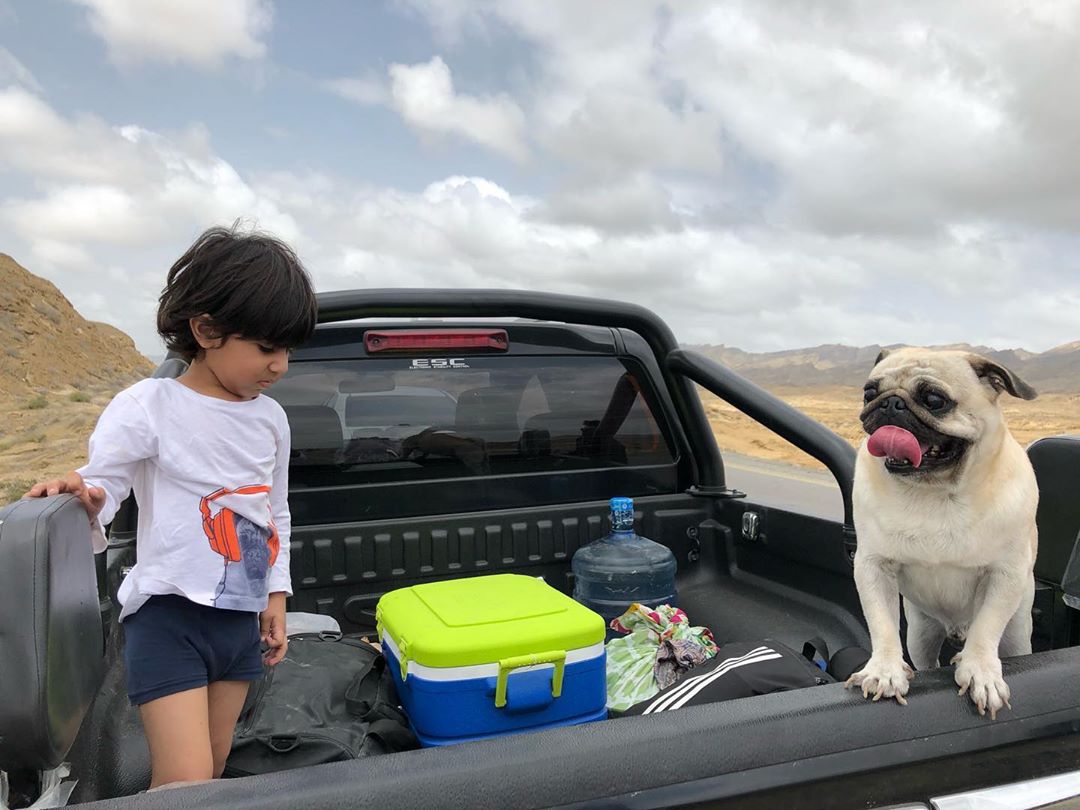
left=270, top=355, right=676, bottom=487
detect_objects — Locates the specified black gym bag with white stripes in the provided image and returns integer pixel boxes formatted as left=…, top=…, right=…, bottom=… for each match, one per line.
left=612, top=640, right=835, bottom=717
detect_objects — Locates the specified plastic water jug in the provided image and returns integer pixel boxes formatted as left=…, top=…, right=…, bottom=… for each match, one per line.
left=571, top=497, right=678, bottom=632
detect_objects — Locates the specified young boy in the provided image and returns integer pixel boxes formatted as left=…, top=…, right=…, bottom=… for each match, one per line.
left=26, top=225, right=318, bottom=788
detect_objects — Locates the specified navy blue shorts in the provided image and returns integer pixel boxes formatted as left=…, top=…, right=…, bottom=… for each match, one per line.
left=122, top=595, right=263, bottom=706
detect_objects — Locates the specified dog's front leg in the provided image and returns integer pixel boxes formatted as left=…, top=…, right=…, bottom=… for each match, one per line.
left=904, top=599, right=947, bottom=671
left=847, top=553, right=913, bottom=704
left=952, top=566, right=1026, bottom=719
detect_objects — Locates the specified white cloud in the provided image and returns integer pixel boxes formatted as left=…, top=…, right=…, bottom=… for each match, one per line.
left=6, top=155, right=1080, bottom=359
left=655, top=3, right=1069, bottom=234
left=28, top=239, right=94, bottom=270
left=2, top=90, right=1076, bottom=358
left=0, top=87, right=157, bottom=183
left=0, top=93, right=298, bottom=354
left=0, top=93, right=297, bottom=249
left=399, top=1, right=727, bottom=178
left=5, top=4, right=1080, bottom=360
left=387, top=56, right=529, bottom=161
left=68, top=0, right=272, bottom=68
left=239, top=167, right=1079, bottom=354
left=536, top=89, right=725, bottom=177
left=4, top=185, right=157, bottom=245
left=326, top=57, right=530, bottom=161
left=323, top=73, right=390, bottom=106
left=533, top=174, right=682, bottom=233
left=397, top=0, right=1080, bottom=237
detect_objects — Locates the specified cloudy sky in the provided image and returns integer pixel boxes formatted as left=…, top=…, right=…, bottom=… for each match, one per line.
left=1, top=0, right=1079, bottom=359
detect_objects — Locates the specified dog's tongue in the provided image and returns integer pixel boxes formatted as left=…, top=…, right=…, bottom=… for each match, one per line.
left=867, top=426, right=923, bottom=467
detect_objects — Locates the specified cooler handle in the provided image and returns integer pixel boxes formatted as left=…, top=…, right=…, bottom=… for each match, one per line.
left=495, top=650, right=566, bottom=709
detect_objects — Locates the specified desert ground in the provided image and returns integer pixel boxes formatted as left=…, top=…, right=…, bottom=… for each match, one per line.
left=2, top=383, right=1078, bottom=504
left=0, top=387, right=114, bottom=503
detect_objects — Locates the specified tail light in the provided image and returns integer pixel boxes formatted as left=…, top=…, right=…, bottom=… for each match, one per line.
left=364, top=329, right=509, bottom=353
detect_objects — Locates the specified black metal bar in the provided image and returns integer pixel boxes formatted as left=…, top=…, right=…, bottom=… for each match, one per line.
left=315, top=288, right=727, bottom=494
left=666, top=348, right=856, bottom=531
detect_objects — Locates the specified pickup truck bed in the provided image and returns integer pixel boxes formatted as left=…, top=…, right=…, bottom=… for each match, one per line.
left=69, top=646, right=1080, bottom=810
left=5, top=289, right=1080, bottom=809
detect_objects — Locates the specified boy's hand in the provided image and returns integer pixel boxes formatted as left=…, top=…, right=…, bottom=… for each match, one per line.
left=260, top=591, right=288, bottom=666
left=24, top=471, right=106, bottom=524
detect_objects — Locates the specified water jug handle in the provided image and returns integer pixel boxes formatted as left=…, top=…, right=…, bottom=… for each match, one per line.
left=495, top=650, right=566, bottom=708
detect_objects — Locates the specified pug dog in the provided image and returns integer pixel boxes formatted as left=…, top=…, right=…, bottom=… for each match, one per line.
left=845, top=348, right=1038, bottom=719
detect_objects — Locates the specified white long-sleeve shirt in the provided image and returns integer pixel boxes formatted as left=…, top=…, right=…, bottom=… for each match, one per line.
left=78, top=377, right=293, bottom=621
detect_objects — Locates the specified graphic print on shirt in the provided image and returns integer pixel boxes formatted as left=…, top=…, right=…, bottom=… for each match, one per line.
left=200, top=485, right=280, bottom=609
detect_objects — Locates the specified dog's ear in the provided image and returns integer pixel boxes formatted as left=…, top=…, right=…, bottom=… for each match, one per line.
left=873, top=348, right=891, bottom=366
left=966, top=354, right=1038, bottom=400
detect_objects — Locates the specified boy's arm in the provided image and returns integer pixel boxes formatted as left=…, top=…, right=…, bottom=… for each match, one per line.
left=263, top=413, right=294, bottom=666
left=77, top=391, right=156, bottom=551
left=260, top=591, right=288, bottom=666
left=267, top=411, right=293, bottom=598
left=26, top=390, right=155, bottom=553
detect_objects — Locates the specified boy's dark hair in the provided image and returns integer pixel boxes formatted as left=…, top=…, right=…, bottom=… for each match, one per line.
left=158, top=224, right=318, bottom=361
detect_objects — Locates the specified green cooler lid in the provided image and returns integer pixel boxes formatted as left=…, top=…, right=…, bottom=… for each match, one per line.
left=376, top=574, right=605, bottom=669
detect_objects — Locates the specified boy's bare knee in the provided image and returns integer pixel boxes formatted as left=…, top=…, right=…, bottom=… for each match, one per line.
left=151, top=760, right=213, bottom=794
left=212, top=755, right=229, bottom=779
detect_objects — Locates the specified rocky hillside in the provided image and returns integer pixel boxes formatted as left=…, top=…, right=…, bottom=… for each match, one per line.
left=691, top=341, right=1080, bottom=393
left=0, top=253, right=154, bottom=399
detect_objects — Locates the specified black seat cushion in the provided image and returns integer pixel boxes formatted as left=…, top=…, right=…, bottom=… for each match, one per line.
left=1028, top=436, right=1080, bottom=585
left=0, top=496, right=105, bottom=771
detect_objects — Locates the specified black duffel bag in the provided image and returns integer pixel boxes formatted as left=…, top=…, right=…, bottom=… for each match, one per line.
left=612, top=639, right=834, bottom=717
left=224, top=632, right=418, bottom=777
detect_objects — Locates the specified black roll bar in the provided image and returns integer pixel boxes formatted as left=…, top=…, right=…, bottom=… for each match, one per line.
left=666, top=348, right=857, bottom=535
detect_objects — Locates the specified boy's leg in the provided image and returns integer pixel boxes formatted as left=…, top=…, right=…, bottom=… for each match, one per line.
left=139, top=686, right=214, bottom=788
left=208, top=680, right=253, bottom=778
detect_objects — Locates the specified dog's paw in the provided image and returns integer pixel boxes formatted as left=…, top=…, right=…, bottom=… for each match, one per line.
left=951, top=650, right=1011, bottom=720
left=845, top=656, right=914, bottom=705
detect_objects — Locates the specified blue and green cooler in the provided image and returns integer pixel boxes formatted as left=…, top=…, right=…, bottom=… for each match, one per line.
left=376, top=574, right=608, bottom=746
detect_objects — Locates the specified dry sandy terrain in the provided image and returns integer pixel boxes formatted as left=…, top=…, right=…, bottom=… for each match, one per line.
left=3, top=384, right=1078, bottom=504
left=0, top=388, right=112, bottom=503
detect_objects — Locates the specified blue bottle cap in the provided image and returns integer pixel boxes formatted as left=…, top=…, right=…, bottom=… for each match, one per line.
left=610, top=497, right=634, bottom=531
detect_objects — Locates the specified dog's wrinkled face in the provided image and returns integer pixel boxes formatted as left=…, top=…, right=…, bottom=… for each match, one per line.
left=861, top=348, right=1036, bottom=477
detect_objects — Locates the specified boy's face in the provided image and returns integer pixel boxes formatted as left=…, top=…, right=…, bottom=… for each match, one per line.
left=200, top=334, right=290, bottom=401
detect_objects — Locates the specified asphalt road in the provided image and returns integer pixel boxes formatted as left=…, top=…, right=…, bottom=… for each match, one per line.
left=721, top=452, right=846, bottom=522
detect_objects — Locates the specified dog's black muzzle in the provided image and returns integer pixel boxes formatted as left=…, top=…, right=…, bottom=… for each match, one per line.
left=861, top=393, right=968, bottom=475
left=862, top=394, right=927, bottom=437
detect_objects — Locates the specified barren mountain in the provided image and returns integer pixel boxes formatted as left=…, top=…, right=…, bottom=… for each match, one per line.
left=690, top=341, right=1080, bottom=393
left=0, top=253, right=153, bottom=399
left=0, top=253, right=155, bottom=502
